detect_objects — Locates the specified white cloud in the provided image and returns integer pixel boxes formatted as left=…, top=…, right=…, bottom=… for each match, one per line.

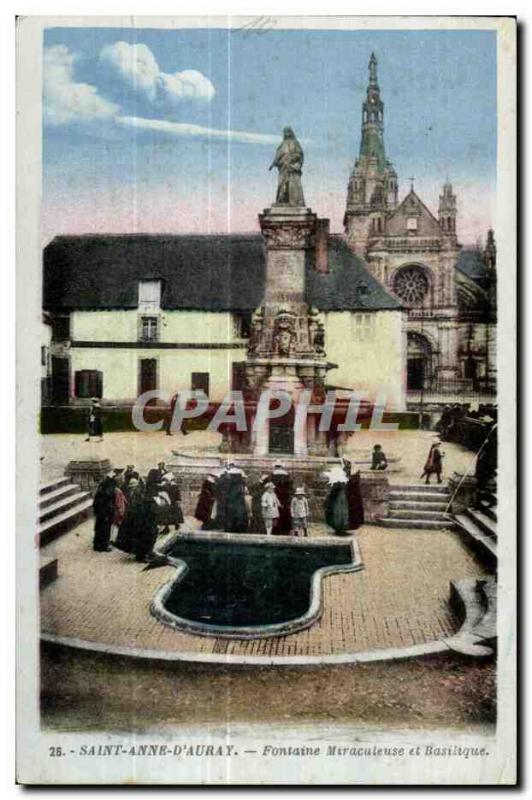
left=99, top=41, right=215, bottom=106
left=44, top=45, right=119, bottom=126
left=116, top=115, right=281, bottom=145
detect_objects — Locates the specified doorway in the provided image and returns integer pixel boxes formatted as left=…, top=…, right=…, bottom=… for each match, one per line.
left=139, top=358, right=158, bottom=399
left=407, top=333, right=433, bottom=392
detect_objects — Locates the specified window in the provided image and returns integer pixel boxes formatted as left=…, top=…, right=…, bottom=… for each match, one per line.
left=232, top=312, right=252, bottom=339
left=138, top=280, right=161, bottom=309
left=406, top=217, right=418, bottom=232
left=140, top=316, right=159, bottom=342
left=75, top=369, right=103, bottom=398
left=191, top=372, right=210, bottom=397
left=393, top=266, right=429, bottom=306
left=352, top=313, right=375, bottom=342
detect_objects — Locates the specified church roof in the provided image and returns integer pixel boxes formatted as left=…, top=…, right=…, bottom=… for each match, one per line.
left=456, top=246, right=489, bottom=285
left=385, top=190, right=444, bottom=237
left=43, top=233, right=402, bottom=314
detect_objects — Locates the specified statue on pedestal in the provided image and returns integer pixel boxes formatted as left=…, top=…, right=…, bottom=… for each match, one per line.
left=269, top=127, right=305, bottom=207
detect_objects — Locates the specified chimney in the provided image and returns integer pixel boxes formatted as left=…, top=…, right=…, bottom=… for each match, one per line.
left=314, top=218, right=329, bottom=274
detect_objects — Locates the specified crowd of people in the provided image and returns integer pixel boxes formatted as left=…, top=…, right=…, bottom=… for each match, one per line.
left=91, top=458, right=367, bottom=561
left=435, top=402, right=497, bottom=442
left=92, top=461, right=183, bottom=561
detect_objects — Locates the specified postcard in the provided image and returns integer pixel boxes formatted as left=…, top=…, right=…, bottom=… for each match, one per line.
left=16, top=15, right=516, bottom=785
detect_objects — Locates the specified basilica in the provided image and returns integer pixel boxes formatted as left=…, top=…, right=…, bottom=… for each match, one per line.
left=344, top=53, right=497, bottom=401
left=42, top=54, right=496, bottom=418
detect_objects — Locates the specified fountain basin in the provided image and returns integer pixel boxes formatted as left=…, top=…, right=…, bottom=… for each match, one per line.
left=151, top=532, right=363, bottom=639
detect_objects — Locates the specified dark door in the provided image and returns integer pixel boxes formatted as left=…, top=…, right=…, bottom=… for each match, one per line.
left=407, top=357, right=425, bottom=391
left=139, top=359, right=157, bottom=397
left=51, top=357, right=70, bottom=404
left=269, top=423, right=294, bottom=455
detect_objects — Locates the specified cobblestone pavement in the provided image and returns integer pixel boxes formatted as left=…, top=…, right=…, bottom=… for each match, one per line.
left=41, top=518, right=486, bottom=658
left=40, top=428, right=474, bottom=485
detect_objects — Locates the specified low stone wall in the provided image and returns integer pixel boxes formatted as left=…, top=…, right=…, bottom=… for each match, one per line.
left=168, top=456, right=389, bottom=524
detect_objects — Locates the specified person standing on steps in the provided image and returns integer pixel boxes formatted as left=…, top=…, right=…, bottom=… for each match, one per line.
left=420, top=441, right=445, bottom=485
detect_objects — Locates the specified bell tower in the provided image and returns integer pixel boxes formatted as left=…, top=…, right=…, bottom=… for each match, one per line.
left=344, top=53, right=398, bottom=255
left=438, top=180, right=458, bottom=240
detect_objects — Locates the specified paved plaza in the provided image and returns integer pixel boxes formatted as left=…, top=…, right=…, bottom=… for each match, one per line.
left=40, top=427, right=475, bottom=485
left=41, top=516, right=485, bottom=659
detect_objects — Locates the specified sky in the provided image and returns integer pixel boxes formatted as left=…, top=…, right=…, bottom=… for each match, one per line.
left=42, top=25, right=497, bottom=245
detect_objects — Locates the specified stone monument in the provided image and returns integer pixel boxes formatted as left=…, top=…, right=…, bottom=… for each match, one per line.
left=222, top=128, right=332, bottom=457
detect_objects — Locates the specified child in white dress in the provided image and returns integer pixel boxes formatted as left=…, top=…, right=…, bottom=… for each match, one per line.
left=290, top=487, right=310, bottom=537
left=261, top=481, right=281, bottom=535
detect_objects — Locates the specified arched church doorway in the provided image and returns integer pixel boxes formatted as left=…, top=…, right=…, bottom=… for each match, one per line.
left=407, top=332, right=433, bottom=391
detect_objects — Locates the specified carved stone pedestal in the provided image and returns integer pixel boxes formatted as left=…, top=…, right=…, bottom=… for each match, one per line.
left=65, top=458, right=111, bottom=494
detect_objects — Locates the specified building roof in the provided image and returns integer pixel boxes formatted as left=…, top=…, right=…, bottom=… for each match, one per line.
left=306, top=236, right=403, bottom=311
left=456, top=246, right=489, bottom=285
left=43, top=234, right=266, bottom=313
left=43, top=233, right=402, bottom=314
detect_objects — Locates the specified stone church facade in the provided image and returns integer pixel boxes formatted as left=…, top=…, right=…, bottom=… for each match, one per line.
left=344, top=54, right=497, bottom=403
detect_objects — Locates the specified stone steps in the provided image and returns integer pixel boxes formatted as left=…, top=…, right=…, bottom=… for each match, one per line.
left=389, top=490, right=450, bottom=504
left=37, top=477, right=92, bottom=547
left=389, top=499, right=448, bottom=512
left=466, top=508, right=497, bottom=540
left=39, top=476, right=71, bottom=496
left=39, top=556, right=58, bottom=589
left=391, top=483, right=450, bottom=494
left=389, top=508, right=452, bottom=522
left=39, top=491, right=91, bottom=524
left=379, top=517, right=455, bottom=531
left=454, top=512, right=497, bottom=567
left=379, top=483, right=453, bottom=531
left=39, top=482, right=80, bottom=510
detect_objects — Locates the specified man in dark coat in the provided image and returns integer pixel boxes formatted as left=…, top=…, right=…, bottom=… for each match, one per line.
left=92, top=473, right=117, bottom=551
left=85, top=398, right=103, bottom=443
left=133, top=498, right=159, bottom=562
left=267, top=462, right=293, bottom=534
left=346, top=469, right=365, bottom=530
left=213, top=466, right=230, bottom=530
left=194, top=472, right=218, bottom=530
left=145, top=461, right=166, bottom=498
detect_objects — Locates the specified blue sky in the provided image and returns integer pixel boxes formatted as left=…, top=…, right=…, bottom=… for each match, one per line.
left=42, top=25, right=497, bottom=243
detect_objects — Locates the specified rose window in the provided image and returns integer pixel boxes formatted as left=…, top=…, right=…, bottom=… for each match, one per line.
left=393, top=267, right=429, bottom=306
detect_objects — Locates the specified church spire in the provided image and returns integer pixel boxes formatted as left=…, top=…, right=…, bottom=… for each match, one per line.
left=369, top=52, right=378, bottom=85
left=360, top=53, right=385, bottom=165
left=344, top=54, right=398, bottom=253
